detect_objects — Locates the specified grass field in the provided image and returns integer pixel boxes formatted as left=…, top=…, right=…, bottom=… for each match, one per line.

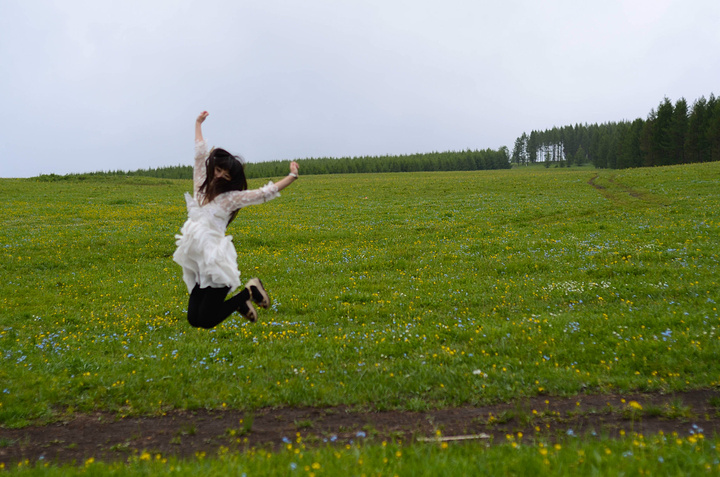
left=1, top=163, right=719, bottom=473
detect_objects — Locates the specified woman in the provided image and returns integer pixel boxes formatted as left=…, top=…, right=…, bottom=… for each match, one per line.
left=173, top=111, right=299, bottom=328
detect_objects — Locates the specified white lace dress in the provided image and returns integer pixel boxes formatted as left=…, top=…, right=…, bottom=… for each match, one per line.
left=173, top=139, right=280, bottom=293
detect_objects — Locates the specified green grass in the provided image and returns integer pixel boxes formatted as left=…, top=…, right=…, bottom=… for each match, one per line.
left=1, top=163, right=719, bottom=472
left=4, top=434, right=720, bottom=475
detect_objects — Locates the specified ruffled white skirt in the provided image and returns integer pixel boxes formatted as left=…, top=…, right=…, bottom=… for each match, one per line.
left=173, top=194, right=241, bottom=293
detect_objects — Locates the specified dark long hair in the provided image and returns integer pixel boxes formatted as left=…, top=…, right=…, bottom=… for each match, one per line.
left=198, top=148, right=247, bottom=224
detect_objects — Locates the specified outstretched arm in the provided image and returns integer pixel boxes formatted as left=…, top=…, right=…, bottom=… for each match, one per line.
left=274, top=161, right=299, bottom=192
left=221, top=162, right=299, bottom=211
left=195, top=111, right=208, bottom=143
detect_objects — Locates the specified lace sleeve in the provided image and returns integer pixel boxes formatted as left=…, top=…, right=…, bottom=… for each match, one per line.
left=214, top=182, right=281, bottom=213
left=193, top=139, right=209, bottom=200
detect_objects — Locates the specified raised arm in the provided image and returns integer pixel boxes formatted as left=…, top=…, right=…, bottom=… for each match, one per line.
left=193, top=111, right=210, bottom=200
left=195, top=111, right=208, bottom=143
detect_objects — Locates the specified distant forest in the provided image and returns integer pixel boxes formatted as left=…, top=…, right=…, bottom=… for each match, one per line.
left=244, top=149, right=511, bottom=178
left=512, top=94, right=720, bottom=169
left=54, top=148, right=512, bottom=180
left=37, top=93, right=719, bottom=181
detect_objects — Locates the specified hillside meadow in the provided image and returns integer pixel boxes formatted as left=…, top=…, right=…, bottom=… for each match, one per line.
left=1, top=162, right=719, bottom=473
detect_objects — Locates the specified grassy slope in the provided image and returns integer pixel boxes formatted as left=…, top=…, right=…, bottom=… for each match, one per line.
left=0, top=164, right=719, bottom=429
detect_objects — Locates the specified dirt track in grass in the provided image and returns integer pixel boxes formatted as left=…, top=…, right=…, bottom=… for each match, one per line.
left=2, top=389, right=719, bottom=466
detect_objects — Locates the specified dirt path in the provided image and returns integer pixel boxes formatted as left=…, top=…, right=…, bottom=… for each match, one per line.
left=2, top=389, right=719, bottom=466
left=587, top=173, right=667, bottom=206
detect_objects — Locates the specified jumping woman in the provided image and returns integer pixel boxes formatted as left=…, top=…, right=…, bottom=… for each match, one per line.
left=173, top=111, right=299, bottom=329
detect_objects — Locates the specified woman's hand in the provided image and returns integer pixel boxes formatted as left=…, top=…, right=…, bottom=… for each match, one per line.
left=195, top=111, right=208, bottom=142
left=275, top=161, right=300, bottom=192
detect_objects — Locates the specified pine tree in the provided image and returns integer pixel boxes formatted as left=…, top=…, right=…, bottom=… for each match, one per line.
left=685, top=96, right=707, bottom=163
left=653, top=97, right=674, bottom=166
left=671, top=98, right=689, bottom=164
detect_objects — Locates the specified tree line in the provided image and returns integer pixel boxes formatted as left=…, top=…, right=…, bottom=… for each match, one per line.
left=41, top=148, right=511, bottom=181
left=511, top=94, right=720, bottom=169
left=243, top=148, right=510, bottom=178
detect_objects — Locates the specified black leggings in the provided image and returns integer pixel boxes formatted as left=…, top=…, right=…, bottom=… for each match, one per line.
left=187, top=284, right=251, bottom=329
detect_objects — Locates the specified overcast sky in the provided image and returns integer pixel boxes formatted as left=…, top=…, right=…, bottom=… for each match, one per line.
left=1, top=0, right=718, bottom=177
